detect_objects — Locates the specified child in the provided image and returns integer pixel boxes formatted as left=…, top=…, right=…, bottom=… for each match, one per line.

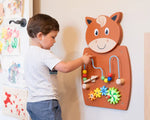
left=24, top=13, right=92, bottom=120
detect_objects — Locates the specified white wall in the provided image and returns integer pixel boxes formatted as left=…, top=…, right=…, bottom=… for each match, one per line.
left=35, top=0, right=149, bottom=120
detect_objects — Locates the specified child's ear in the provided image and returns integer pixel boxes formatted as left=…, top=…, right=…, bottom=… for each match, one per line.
left=36, top=32, right=43, bottom=40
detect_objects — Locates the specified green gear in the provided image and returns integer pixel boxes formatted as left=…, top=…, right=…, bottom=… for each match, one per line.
left=107, top=87, right=121, bottom=104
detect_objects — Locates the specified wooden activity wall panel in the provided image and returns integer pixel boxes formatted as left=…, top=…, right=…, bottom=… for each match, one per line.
left=81, top=12, right=131, bottom=110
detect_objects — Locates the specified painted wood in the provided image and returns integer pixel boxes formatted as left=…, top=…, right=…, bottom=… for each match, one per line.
left=144, top=33, right=150, bottom=120
left=81, top=12, right=131, bottom=110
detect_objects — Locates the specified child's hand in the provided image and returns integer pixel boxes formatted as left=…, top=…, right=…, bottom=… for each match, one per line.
left=82, top=53, right=92, bottom=65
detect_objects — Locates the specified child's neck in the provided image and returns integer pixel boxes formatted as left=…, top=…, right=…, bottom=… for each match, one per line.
left=30, top=38, right=42, bottom=48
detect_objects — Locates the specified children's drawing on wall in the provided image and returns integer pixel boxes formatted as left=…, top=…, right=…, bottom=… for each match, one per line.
left=3, top=0, right=24, bottom=18
left=81, top=12, right=131, bottom=110
left=1, top=56, right=24, bottom=85
left=2, top=86, right=28, bottom=120
left=0, top=3, right=4, bottom=24
left=0, top=56, right=2, bottom=72
left=0, top=26, right=20, bottom=55
left=8, top=62, right=21, bottom=83
left=0, top=39, right=2, bottom=53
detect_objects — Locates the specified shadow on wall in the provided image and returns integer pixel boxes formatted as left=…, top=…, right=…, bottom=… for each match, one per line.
left=62, top=27, right=79, bottom=52
left=57, top=26, right=82, bottom=120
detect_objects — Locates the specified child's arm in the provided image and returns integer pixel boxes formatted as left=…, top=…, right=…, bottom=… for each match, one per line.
left=54, top=53, right=92, bottom=73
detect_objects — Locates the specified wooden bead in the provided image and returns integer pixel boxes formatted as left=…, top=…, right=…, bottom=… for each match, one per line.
left=108, top=77, right=112, bottom=81
left=83, top=70, right=87, bottom=74
left=101, top=76, right=105, bottom=80
left=104, top=78, right=108, bottom=83
left=83, top=77, right=87, bottom=81
left=116, top=79, right=124, bottom=85
left=82, top=84, right=90, bottom=90
left=108, top=73, right=112, bottom=77
left=83, top=74, right=87, bottom=77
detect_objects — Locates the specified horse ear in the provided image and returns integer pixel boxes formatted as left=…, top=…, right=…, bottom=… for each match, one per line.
left=110, top=12, right=122, bottom=23
left=85, top=17, right=95, bottom=25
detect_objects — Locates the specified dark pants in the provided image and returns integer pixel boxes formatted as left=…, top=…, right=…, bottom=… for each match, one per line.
left=27, top=99, right=62, bottom=120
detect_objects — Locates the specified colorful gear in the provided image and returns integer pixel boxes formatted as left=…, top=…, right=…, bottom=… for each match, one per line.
left=100, top=86, right=108, bottom=96
left=88, top=91, right=96, bottom=101
left=107, top=87, right=121, bottom=104
left=94, top=88, right=101, bottom=98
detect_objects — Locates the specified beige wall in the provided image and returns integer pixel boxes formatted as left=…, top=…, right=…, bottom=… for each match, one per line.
left=33, top=0, right=40, bottom=14
left=33, top=0, right=150, bottom=120
left=144, top=33, right=150, bottom=120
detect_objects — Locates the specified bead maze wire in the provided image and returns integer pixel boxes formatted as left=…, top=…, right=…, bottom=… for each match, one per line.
left=109, top=55, right=120, bottom=79
left=89, top=55, right=120, bottom=79
left=91, top=58, right=104, bottom=76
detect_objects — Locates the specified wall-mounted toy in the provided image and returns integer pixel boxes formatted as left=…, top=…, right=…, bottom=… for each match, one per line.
left=83, top=75, right=98, bottom=84
left=82, top=75, right=98, bottom=90
left=82, top=64, right=98, bottom=89
left=81, top=12, right=131, bottom=110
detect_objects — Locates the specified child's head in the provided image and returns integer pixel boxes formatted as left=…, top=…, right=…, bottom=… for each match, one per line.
left=27, top=13, right=59, bottom=38
left=27, top=14, right=59, bottom=49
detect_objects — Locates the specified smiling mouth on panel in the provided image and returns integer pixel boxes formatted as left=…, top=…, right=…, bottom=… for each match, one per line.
left=97, top=44, right=106, bottom=49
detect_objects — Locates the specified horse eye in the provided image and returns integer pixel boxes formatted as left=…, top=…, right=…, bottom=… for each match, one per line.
left=94, top=29, right=99, bottom=36
left=105, top=27, right=109, bottom=35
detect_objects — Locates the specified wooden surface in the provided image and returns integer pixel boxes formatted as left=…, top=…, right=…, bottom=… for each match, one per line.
left=82, top=45, right=131, bottom=110
left=144, top=33, right=150, bottom=120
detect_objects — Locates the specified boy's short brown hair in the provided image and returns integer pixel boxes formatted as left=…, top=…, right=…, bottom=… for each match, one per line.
left=27, top=13, right=59, bottom=38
